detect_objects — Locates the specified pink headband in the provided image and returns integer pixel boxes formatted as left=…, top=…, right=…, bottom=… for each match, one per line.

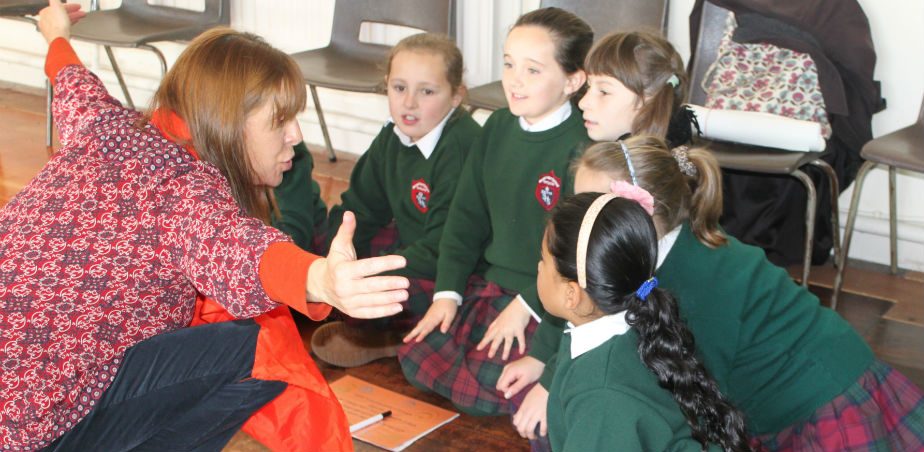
left=576, top=194, right=619, bottom=288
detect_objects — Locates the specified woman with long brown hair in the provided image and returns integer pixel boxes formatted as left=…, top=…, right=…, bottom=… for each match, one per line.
left=0, top=1, right=409, bottom=449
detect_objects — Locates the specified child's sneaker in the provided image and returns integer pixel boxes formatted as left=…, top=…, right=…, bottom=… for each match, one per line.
left=310, top=321, right=402, bottom=368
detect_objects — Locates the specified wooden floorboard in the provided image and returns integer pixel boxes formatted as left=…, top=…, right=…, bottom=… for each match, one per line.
left=0, top=84, right=921, bottom=452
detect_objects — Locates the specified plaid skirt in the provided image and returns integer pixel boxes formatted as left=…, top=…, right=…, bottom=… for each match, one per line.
left=398, top=276, right=539, bottom=416
left=754, top=360, right=924, bottom=451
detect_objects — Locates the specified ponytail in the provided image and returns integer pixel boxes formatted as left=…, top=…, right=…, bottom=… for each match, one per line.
left=625, top=289, right=749, bottom=451
left=576, top=137, right=727, bottom=248
left=685, top=147, right=726, bottom=247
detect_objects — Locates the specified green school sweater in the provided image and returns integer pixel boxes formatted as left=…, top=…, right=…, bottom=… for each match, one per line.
left=328, top=109, right=481, bottom=279
left=435, top=108, right=588, bottom=312
left=533, top=223, right=874, bottom=434
left=547, top=331, right=721, bottom=452
left=272, top=142, right=327, bottom=252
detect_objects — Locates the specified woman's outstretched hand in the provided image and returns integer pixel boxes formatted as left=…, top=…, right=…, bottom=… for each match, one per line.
left=307, top=211, right=409, bottom=319
left=38, top=0, right=86, bottom=43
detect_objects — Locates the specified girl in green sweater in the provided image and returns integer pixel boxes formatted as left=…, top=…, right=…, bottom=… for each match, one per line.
left=541, top=192, right=749, bottom=451
left=515, top=135, right=924, bottom=450
left=398, top=8, right=591, bottom=416
left=306, top=33, right=482, bottom=367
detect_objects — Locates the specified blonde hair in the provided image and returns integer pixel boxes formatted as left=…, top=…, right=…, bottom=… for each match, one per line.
left=576, top=136, right=726, bottom=247
left=385, top=33, right=464, bottom=93
left=148, top=27, right=306, bottom=221
left=585, top=31, right=687, bottom=139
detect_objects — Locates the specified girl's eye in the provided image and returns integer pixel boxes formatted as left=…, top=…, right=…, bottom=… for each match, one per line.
left=528, top=68, right=540, bottom=75
left=599, top=90, right=609, bottom=96
left=422, top=88, right=435, bottom=95
left=392, top=85, right=405, bottom=92
left=503, top=62, right=513, bottom=69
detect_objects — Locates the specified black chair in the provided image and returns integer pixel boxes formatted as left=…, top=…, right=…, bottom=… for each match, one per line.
left=687, top=1, right=841, bottom=288
left=0, top=1, right=53, bottom=150
left=831, top=96, right=924, bottom=309
left=465, top=0, right=669, bottom=112
left=289, top=0, right=453, bottom=162
left=69, top=0, right=230, bottom=109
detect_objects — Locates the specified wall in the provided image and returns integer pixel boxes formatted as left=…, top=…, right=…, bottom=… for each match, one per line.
left=0, top=0, right=921, bottom=271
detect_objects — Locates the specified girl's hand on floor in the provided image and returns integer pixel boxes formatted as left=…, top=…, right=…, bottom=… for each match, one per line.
left=497, top=355, right=544, bottom=399
left=403, top=298, right=458, bottom=343
left=476, top=298, right=531, bottom=360
left=512, top=384, right=549, bottom=440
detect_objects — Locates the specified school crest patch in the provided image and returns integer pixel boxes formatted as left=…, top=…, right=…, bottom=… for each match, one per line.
left=411, top=179, right=431, bottom=213
left=535, top=170, right=561, bottom=211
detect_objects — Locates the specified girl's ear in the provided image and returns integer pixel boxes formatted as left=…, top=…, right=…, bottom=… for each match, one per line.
left=563, top=69, right=587, bottom=97
left=563, top=280, right=583, bottom=310
left=451, top=85, right=466, bottom=108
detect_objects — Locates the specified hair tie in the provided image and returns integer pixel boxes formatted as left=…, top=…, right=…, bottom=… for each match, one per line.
left=610, top=181, right=655, bottom=216
left=666, top=74, right=680, bottom=88
left=619, top=140, right=638, bottom=186
left=671, top=145, right=698, bottom=177
left=635, top=277, right=659, bottom=300
left=576, top=193, right=619, bottom=288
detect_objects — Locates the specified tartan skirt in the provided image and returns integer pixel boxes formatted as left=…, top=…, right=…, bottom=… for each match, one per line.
left=397, top=276, right=539, bottom=416
left=754, top=360, right=924, bottom=451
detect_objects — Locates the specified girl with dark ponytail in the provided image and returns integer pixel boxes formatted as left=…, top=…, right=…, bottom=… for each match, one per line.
left=539, top=193, right=749, bottom=451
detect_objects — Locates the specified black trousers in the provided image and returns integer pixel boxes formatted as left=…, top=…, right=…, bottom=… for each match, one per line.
left=45, top=320, right=286, bottom=451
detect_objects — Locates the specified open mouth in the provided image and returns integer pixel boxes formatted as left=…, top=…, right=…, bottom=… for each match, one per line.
left=401, top=114, right=419, bottom=126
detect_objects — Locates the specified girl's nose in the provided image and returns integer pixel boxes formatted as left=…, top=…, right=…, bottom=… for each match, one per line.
left=403, top=91, right=417, bottom=108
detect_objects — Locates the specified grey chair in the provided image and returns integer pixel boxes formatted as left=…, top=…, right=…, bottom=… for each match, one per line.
left=290, top=0, right=453, bottom=162
left=688, top=1, right=841, bottom=287
left=0, top=1, right=53, bottom=150
left=465, top=0, right=669, bottom=112
left=69, top=0, right=230, bottom=110
left=831, top=96, right=924, bottom=309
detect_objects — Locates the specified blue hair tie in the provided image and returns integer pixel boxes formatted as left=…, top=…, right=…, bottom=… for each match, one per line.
left=635, top=277, right=658, bottom=300
left=619, top=140, right=638, bottom=186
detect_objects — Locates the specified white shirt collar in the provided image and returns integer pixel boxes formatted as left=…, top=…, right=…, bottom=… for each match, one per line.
left=518, top=102, right=572, bottom=132
left=656, top=225, right=682, bottom=269
left=564, top=311, right=631, bottom=359
left=390, top=108, right=456, bottom=159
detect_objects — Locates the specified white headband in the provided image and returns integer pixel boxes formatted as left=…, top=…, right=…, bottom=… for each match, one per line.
left=576, top=193, right=619, bottom=288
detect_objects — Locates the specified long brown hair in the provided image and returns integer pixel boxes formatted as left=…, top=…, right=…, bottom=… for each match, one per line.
left=148, top=27, right=306, bottom=221
left=576, top=136, right=726, bottom=247
left=585, top=31, right=687, bottom=138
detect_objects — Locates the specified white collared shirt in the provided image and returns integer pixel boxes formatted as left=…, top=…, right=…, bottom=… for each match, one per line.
left=564, top=311, right=631, bottom=359
left=656, top=225, right=682, bottom=270
left=517, top=102, right=572, bottom=132
left=390, top=107, right=456, bottom=159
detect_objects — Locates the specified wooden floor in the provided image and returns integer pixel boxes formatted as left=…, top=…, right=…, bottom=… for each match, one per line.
left=2, top=82, right=922, bottom=452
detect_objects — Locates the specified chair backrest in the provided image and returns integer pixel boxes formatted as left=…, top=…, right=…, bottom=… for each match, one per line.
left=121, top=0, right=230, bottom=27
left=329, top=0, right=453, bottom=58
left=687, top=0, right=730, bottom=105
left=540, top=0, right=668, bottom=37
left=0, top=1, right=46, bottom=17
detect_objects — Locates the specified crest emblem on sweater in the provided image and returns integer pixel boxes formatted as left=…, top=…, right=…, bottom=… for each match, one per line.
left=535, top=170, right=561, bottom=211
left=411, top=179, right=431, bottom=213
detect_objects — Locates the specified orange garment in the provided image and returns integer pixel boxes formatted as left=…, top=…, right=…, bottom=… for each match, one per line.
left=192, top=296, right=353, bottom=452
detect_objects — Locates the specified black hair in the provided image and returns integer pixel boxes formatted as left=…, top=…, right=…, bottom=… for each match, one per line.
left=547, top=193, right=750, bottom=452
left=513, top=7, right=593, bottom=99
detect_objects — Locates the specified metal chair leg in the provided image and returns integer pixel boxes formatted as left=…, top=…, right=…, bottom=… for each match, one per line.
left=793, top=169, right=816, bottom=288
left=832, top=160, right=877, bottom=311
left=309, top=85, right=336, bottom=162
left=139, top=44, right=168, bottom=76
left=888, top=166, right=898, bottom=275
left=811, top=159, right=841, bottom=267
left=104, top=45, right=134, bottom=109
